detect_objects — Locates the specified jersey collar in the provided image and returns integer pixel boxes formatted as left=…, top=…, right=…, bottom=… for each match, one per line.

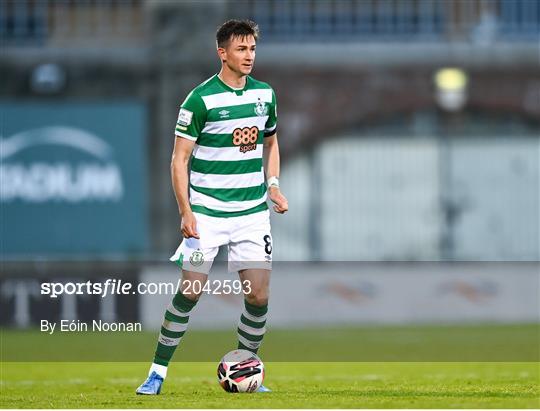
left=216, top=74, right=250, bottom=96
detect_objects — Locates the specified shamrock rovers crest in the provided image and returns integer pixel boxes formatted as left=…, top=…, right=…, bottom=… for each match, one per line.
left=254, top=98, right=268, bottom=116
left=189, top=250, right=204, bottom=266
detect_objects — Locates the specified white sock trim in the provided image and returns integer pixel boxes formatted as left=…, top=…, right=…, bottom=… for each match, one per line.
left=149, top=363, right=168, bottom=379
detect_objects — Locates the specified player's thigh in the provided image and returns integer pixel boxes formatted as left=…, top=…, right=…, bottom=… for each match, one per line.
left=228, top=210, right=273, bottom=272
left=170, top=213, right=226, bottom=274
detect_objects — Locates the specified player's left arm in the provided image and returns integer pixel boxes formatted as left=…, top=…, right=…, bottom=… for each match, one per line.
left=264, top=133, right=288, bottom=214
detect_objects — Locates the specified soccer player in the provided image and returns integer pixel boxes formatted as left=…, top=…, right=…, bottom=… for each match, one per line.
left=136, top=19, right=288, bottom=395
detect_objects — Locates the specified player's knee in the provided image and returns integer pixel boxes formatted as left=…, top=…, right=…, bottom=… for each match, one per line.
left=185, top=294, right=201, bottom=302
left=245, top=292, right=268, bottom=307
left=178, top=285, right=202, bottom=302
left=181, top=290, right=202, bottom=302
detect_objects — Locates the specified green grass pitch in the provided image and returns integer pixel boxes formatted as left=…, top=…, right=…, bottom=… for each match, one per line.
left=1, top=324, right=538, bottom=408
left=1, top=362, right=538, bottom=408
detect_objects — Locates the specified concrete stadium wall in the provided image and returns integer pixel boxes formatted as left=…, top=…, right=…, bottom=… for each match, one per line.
left=450, top=139, right=540, bottom=260
left=271, top=136, right=539, bottom=261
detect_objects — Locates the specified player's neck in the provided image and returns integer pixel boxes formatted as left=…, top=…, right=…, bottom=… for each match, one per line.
left=218, top=68, right=246, bottom=90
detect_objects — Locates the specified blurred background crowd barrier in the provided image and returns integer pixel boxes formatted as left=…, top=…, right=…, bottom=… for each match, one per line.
left=1, top=0, right=539, bottom=331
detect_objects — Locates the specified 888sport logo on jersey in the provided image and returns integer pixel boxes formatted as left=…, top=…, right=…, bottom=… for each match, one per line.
left=232, top=126, right=258, bottom=153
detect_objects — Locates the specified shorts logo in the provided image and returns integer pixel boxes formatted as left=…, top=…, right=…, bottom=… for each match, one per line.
left=254, top=98, right=268, bottom=116
left=189, top=250, right=204, bottom=266
left=232, top=126, right=258, bottom=153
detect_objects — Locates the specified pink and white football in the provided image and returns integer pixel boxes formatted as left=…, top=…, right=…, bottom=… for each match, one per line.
left=217, top=349, right=265, bottom=393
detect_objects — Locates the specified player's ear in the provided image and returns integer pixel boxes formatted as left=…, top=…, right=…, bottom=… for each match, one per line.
left=217, top=47, right=226, bottom=63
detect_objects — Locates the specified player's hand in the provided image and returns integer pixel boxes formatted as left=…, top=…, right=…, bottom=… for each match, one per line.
left=268, top=186, right=288, bottom=214
left=181, top=211, right=200, bottom=238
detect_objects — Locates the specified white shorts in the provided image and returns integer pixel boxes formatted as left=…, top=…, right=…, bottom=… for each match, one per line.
left=170, top=210, right=272, bottom=274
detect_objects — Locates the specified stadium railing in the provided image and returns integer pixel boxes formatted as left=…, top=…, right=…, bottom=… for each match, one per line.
left=3, top=0, right=538, bottom=49
left=245, top=0, right=539, bottom=42
left=0, top=0, right=147, bottom=48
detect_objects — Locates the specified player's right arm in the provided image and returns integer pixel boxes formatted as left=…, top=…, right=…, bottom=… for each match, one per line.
left=171, top=137, right=199, bottom=239
left=171, top=90, right=207, bottom=239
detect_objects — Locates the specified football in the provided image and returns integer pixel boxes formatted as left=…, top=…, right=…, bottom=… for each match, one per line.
left=217, top=349, right=265, bottom=393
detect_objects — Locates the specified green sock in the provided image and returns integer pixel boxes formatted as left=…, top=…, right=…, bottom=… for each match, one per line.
left=153, top=291, right=197, bottom=366
left=237, top=300, right=268, bottom=354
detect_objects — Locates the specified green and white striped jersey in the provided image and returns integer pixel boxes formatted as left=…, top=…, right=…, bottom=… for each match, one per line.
left=174, top=74, right=277, bottom=218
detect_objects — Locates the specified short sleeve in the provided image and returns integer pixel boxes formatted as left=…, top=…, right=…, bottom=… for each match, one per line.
left=264, top=89, right=277, bottom=137
left=174, top=91, right=207, bottom=141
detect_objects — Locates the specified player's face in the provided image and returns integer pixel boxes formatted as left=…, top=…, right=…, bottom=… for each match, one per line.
left=221, top=35, right=256, bottom=76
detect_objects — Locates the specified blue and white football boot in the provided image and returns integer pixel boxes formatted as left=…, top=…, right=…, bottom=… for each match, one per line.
left=136, top=371, right=164, bottom=395
left=256, top=384, right=272, bottom=393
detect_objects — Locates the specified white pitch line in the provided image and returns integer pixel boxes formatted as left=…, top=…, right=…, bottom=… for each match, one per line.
left=2, top=378, right=89, bottom=386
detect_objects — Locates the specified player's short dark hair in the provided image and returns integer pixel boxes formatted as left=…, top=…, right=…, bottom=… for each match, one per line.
left=216, top=19, right=259, bottom=48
